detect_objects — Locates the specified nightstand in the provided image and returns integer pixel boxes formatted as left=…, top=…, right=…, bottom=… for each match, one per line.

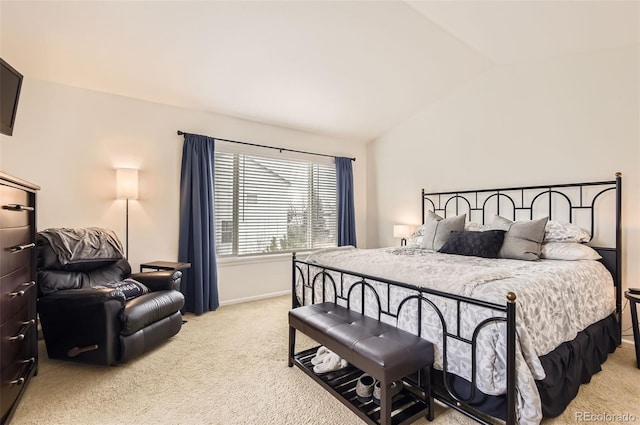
left=624, top=290, right=640, bottom=369
left=139, top=261, right=191, bottom=273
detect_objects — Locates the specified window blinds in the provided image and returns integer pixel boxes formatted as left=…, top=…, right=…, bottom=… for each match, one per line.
left=214, top=150, right=337, bottom=257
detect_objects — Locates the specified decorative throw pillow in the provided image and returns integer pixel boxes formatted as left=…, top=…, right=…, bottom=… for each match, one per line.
left=95, top=278, right=149, bottom=300
left=438, top=230, right=506, bottom=258
left=420, top=211, right=466, bottom=251
left=544, top=221, right=591, bottom=243
left=490, top=215, right=548, bottom=261
left=540, top=242, right=602, bottom=260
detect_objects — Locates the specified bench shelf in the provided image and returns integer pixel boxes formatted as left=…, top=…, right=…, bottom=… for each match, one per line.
left=293, top=346, right=431, bottom=425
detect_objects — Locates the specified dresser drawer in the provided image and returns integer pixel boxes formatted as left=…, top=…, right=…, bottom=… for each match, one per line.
left=1, top=309, right=36, bottom=371
left=0, top=268, right=35, bottom=325
left=0, top=352, right=36, bottom=420
left=0, top=317, right=36, bottom=372
left=0, top=185, right=33, bottom=229
left=0, top=227, right=34, bottom=277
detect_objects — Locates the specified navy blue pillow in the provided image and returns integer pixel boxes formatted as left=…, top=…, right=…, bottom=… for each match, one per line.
left=96, top=278, right=149, bottom=300
left=438, top=230, right=506, bottom=258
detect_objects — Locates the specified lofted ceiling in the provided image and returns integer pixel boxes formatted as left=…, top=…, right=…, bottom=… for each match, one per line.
left=0, top=0, right=638, bottom=143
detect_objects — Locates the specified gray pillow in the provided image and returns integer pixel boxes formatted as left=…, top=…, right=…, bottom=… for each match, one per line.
left=491, top=215, right=549, bottom=261
left=420, top=211, right=466, bottom=251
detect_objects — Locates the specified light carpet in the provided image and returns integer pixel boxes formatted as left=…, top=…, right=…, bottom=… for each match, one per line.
left=11, top=295, right=640, bottom=425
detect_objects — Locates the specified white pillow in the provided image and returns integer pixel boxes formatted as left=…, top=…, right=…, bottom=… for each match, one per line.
left=544, top=221, right=590, bottom=243
left=420, top=211, right=466, bottom=251
left=540, top=242, right=601, bottom=260
left=411, top=225, right=425, bottom=237
left=464, top=222, right=487, bottom=232
left=408, top=236, right=423, bottom=247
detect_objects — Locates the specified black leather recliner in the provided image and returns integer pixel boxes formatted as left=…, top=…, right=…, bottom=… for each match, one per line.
left=36, top=229, right=185, bottom=365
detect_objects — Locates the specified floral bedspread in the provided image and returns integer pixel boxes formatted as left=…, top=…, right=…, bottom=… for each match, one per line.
left=296, top=246, right=615, bottom=425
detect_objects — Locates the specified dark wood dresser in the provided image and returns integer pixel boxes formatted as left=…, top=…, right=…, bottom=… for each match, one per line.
left=0, top=172, right=39, bottom=425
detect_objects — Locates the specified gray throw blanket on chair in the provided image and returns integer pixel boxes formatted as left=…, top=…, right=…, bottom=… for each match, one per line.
left=39, top=227, right=124, bottom=265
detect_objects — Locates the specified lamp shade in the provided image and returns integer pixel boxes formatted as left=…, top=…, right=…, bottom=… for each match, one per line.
left=393, top=224, right=412, bottom=239
left=116, top=168, right=138, bottom=200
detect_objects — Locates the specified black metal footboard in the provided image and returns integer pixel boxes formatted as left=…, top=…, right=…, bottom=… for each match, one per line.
left=292, top=254, right=517, bottom=425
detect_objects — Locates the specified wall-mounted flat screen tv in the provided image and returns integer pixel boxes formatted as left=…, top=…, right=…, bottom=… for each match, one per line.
left=0, top=58, right=24, bottom=136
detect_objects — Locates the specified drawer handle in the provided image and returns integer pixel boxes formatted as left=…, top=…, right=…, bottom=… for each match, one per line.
left=8, top=319, right=35, bottom=342
left=9, top=377, right=25, bottom=386
left=19, top=357, right=36, bottom=365
left=8, top=358, right=35, bottom=386
left=8, top=243, right=35, bottom=253
left=2, top=204, right=34, bottom=212
left=9, top=281, right=36, bottom=298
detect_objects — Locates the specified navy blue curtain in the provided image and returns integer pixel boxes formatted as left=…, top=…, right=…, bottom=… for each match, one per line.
left=178, top=134, right=219, bottom=314
left=335, top=157, right=356, bottom=247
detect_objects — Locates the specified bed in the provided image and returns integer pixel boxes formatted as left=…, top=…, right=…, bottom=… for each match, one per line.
left=291, top=175, right=622, bottom=425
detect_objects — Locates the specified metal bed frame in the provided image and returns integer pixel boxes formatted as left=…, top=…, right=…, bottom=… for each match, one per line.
left=291, top=174, right=621, bottom=424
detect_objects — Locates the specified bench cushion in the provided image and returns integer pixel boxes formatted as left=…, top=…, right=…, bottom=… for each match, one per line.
left=289, top=302, right=434, bottom=383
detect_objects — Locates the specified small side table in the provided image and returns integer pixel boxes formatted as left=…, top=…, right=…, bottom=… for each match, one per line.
left=625, top=290, right=640, bottom=369
left=140, top=261, right=191, bottom=273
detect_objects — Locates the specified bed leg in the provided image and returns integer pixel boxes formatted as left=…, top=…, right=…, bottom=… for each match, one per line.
left=288, top=326, right=296, bottom=367
left=506, top=292, right=517, bottom=425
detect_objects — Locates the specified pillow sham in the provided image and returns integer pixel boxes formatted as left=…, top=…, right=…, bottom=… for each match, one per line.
left=544, top=221, right=590, bottom=243
left=420, top=211, right=466, bottom=251
left=408, top=236, right=423, bottom=247
left=540, top=242, right=601, bottom=260
left=490, top=215, right=548, bottom=261
left=411, top=225, right=425, bottom=238
left=95, top=278, right=149, bottom=300
left=438, top=230, right=506, bottom=258
left=464, top=222, right=488, bottom=232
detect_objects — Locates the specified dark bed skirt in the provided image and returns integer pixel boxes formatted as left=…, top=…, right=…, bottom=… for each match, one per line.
left=431, top=313, right=619, bottom=420
left=536, top=313, right=619, bottom=417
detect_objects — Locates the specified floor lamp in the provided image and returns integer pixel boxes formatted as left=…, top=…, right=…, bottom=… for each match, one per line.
left=116, top=168, right=138, bottom=258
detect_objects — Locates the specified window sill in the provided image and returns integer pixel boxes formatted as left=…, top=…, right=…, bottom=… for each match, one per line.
left=217, top=251, right=313, bottom=267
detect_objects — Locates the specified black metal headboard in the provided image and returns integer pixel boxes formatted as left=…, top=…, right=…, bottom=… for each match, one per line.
left=421, top=173, right=622, bottom=338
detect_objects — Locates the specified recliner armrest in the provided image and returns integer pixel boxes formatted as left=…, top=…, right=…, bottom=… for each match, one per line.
left=129, top=270, right=182, bottom=292
left=38, top=287, right=127, bottom=305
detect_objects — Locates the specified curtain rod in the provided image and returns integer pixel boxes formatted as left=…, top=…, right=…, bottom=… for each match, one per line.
left=177, top=130, right=355, bottom=162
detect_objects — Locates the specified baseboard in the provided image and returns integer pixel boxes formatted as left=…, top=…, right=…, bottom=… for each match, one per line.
left=620, top=337, right=635, bottom=349
left=219, top=290, right=290, bottom=306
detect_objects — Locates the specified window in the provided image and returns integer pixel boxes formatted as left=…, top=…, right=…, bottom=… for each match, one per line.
left=214, top=149, right=337, bottom=257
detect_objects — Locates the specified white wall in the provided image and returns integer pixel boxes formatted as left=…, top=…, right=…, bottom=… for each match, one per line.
left=0, top=78, right=367, bottom=305
left=367, top=46, right=639, bottom=338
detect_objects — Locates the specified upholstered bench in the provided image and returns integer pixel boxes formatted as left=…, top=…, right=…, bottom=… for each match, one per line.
left=288, top=302, right=434, bottom=425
